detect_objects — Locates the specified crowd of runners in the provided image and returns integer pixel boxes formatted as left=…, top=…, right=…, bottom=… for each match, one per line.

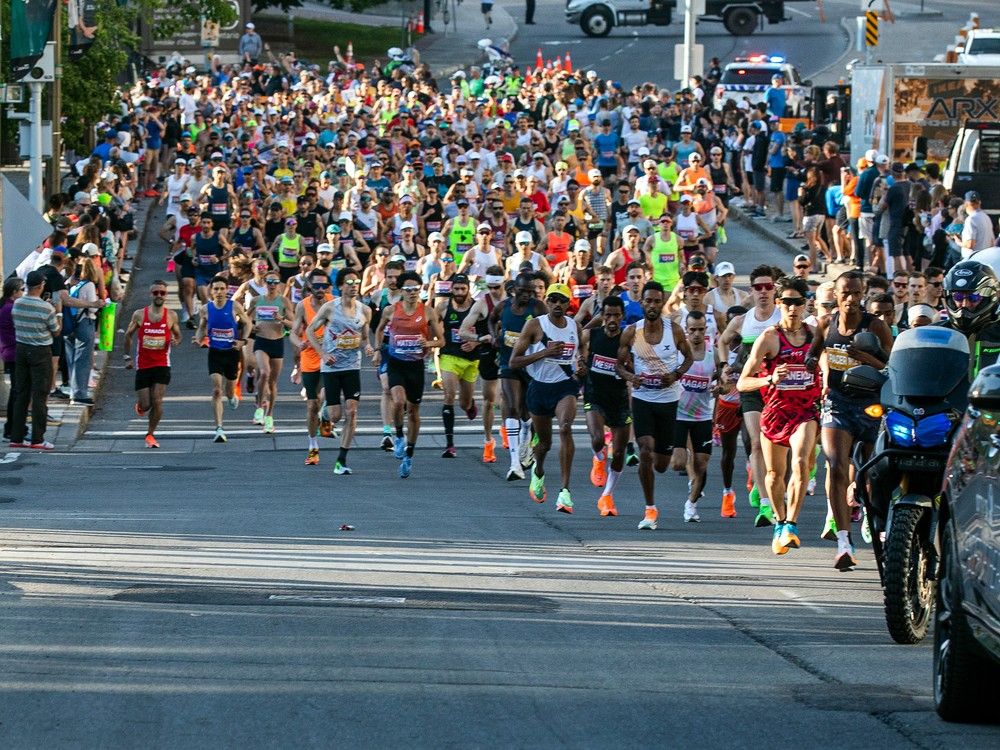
left=9, top=39, right=1000, bottom=571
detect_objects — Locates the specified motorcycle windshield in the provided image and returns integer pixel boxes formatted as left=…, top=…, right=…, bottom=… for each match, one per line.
left=887, top=327, right=970, bottom=398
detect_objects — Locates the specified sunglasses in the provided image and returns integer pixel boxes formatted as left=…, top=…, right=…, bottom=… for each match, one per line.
left=240, top=214, right=251, bottom=219
left=547, top=295, right=569, bottom=303
left=794, top=265, right=809, bottom=270
left=952, top=291, right=983, bottom=304
left=477, top=229, right=491, bottom=235
left=685, top=286, right=707, bottom=293
left=780, top=297, right=806, bottom=307
left=343, top=279, right=361, bottom=287
left=820, top=301, right=837, bottom=310
left=311, top=282, right=330, bottom=290
left=893, top=281, right=908, bottom=288
left=150, top=290, right=168, bottom=297
left=401, top=285, right=421, bottom=292
left=930, top=281, right=943, bottom=287
left=265, top=279, right=280, bottom=284
left=752, top=282, right=775, bottom=292
left=805, top=291, right=816, bottom=300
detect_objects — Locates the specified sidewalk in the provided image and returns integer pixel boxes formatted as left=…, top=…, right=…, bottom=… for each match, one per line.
left=414, top=2, right=518, bottom=76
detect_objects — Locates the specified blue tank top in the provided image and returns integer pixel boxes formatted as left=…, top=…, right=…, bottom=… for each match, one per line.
left=499, top=299, right=535, bottom=368
left=207, top=299, right=238, bottom=350
left=194, top=231, right=223, bottom=276
left=620, top=291, right=643, bottom=326
left=675, top=141, right=698, bottom=167
left=208, top=185, right=231, bottom=228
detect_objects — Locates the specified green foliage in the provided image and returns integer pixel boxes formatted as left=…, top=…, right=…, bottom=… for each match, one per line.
left=60, top=0, right=238, bottom=152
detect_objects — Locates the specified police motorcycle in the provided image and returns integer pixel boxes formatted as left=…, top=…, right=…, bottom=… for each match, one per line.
left=841, top=327, right=971, bottom=644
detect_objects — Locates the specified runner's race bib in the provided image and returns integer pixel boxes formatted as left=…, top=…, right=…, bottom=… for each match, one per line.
left=546, top=341, right=576, bottom=365
left=590, top=354, right=618, bottom=377
left=256, top=305, right=279, bottom=321
left=825, top=346, right=855, bottom=372
left=142, top=335, right=167, bottom=350
left=658, top=253, right=676, bottom=264
left=774, top=364, right=815, bottom=390
left=503, top=330, right=520, bottom=348
left=572, top=285, right=593, bottom=299
left=680, top=373, right=710, bottom=393
left=335, top=330, right=361, bottom=349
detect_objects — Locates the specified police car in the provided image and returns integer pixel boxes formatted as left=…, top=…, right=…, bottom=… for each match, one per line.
left=712, top=55, right=809, bottom=116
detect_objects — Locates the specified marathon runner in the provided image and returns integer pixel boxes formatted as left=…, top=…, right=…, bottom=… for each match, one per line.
left=247, top=272, right=294, bottom=433
left=509, top=283, right=587, bottom=513
left=195, top=275, right=252, bottom=443
left=122, top=280, right=182, bottom=448
left=293, top=267, right=333, bottom=466
left=372, top=270, right=445, bottom=478
left=435, top=273, right=479, bottom=458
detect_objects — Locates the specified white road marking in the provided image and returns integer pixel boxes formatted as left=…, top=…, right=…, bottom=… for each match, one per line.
left=0, top=453, right=20, bottom=463
left=541, top=40, right=582, bottom=46
left=268, top=594, right=407, bottom=605
left=786, top=6, right=813, bottom=17
left=779, top=588, right=826, bottom=614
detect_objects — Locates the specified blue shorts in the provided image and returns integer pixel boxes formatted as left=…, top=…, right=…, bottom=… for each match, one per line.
left=526, top=378, right=580, bottom=418
left=821, top=391, right=879, bottom=444
left=785, top=177, right=801, bottom=203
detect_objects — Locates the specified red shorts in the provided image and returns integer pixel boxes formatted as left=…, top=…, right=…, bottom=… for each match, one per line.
left=713, top=398, right=742, bottom=436
left=760, top=401, right=818, bottom=447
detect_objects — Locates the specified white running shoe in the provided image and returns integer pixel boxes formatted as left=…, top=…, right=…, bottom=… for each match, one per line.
left=683, top=500, right=700, bottom=523
left=214, top=427, right=227, bottom=443
left=253, top=407, right=264, bottom=425
left=506, top=465, right=525, bottom=481
left=807, top=477, right=817, bottom=495
left=228, top=395, right=240, bottom=410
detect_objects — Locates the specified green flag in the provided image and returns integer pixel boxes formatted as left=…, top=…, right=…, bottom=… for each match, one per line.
left=10, top=0, right=57, bottom=81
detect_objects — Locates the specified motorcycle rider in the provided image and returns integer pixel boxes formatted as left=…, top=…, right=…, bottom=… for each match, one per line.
left=937, top=260, right=1000, bottom=379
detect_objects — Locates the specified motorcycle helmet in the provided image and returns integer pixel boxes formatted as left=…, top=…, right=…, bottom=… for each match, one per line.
left=386, top=47, right=404, bottom=61
left=943, top=260, right=999, bottom=334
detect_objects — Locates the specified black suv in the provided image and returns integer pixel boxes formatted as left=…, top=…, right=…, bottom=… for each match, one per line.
left=935, top=364, right=1000, bottom=721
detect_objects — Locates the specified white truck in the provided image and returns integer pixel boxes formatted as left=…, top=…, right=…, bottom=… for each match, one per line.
left=565, top=0, right=797, bottom=38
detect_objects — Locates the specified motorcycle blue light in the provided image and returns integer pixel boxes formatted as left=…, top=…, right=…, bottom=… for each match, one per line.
left=914, top=412, right=954, bottom=448
left=885, top=410, right=915, bottom=447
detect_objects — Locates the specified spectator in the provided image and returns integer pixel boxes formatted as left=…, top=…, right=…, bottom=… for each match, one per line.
left=0, top=278, right=23, bottom=441
left=239, top=22, right=264, bottom=64
left=9, top=272, right=60, bottom=450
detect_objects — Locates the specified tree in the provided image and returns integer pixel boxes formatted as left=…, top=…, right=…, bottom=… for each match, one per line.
left=60, top=0, right=238, bottom=152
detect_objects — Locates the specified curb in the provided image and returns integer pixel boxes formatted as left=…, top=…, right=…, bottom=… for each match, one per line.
left=730, top=207, right=803, bottom=258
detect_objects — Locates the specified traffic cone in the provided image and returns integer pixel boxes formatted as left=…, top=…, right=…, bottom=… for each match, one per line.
left=416, top=12, right=425, bottom=33
left=536, top=48, right=543, bottom=70
left=524, top=67, right=533, bottom=85
left=564, top=51, right=572, bottom=72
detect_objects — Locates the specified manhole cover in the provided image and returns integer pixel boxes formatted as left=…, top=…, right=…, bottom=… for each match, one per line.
left=113, top=585, right=557, bottom=612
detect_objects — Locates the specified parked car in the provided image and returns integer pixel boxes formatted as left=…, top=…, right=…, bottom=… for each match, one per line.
left=934, top=363, right=1000, bottom=722
left=943, top=121, right=1000, bottom=219
left=958, top=28, right=1000, bottom=66
left=712, top=55, right=810, bottom=116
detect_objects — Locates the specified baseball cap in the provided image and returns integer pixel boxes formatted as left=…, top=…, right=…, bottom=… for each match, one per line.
left=626, top=198, right=641, bottom=207
left=477, top=222, right=493, bottom=232
left=905, top=162, right=922, bottom=172
left=864, top=149, right=878, bottom=164
left=793, top=254, right=810, bottom=264
left=50, top=245, right=67, bottom=257
left=398, top=221, right=415, bottom=231
left=174, top=157, right=187, bottom=165
left=179, top=192, right=193, bottom=202
left=638, top=146, right=651, bottom=157
left=588, top=168, right=602, bottom=179
left=428, top=231, right=444, bottom=243
left=515, top=230, right=533, bottom=245
left=875, top=154, right=890, bottom=165
left=325, top=224, right=342, bottom=234
left=316, top=243, right=334, bottom=254
left=81, top=242, right=100, bottom=257
left=338, top=211, right=353, bottom=221
left=965, top=190, right=982, bottom=202
left=643, top=159, right=657, bottom=169
left=714, top=261, right=735, bottom=277
left=26, top=271, right=46, bottom=288
left=451, top=273, right=471, bottom=286
left=574, top=239, right=591, bottom=252
left=622, top=224, right=640, bottom=234
left=907, top=304, right=936, bottom=325
left=890, top=162, right=904, bottom=174
left=545, top=283, right=572, bottom=300
left=680, top=125, right=692, bottom=133
left=679, top=194, right=693, bottom=203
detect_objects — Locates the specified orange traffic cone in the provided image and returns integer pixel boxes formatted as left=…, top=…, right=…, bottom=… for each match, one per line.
left=416, top=12, right=425, bottom=33
left=536, top=48, right=543, bottom=69
left=564, top=51, right=573, bottom=72
left=524, top=67, right=533, bottom=85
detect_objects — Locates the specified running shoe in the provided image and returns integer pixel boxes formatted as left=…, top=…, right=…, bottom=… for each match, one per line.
left=834, top=542, right=857, bottom=571
left=518, top=438, right=533, bottom=468
left=441, top=446, right=457, bottom=458
left=228, top=394, right=240, bottom=410
left=135, top=401, right=148, bottom=417
left=625, top=445, right=639, bottom=467
left=597, top=494, right=618, bottom=517
left=144, top=434, right=160, bottom=449
left=263, top=416, right=275, bottom=433
left=772, top=523, right=790, bottom=555
left=399, top=456, right=412, bottom=478
left=499, top=425, right=509, bottom=450
left=780, top=522, right=801, bottom=550
left=380, top=435, right=394, bottom=452
left=748, top=485, right=760, bottom=509
left=590, top=451, right=607, bottom=487
left=245, top=373, right=255, bottom=394
left=529, top=471, right=546, bottom=503
left=807, top=477, right=817, bottom=496
left=482, top=438, right=496, bottom=463
left=638, top=506, right=658, bottom=531
left=720, top=490, right=737, bottom=518
left=431, top=378, right=442, bottom=390
left=29, top=440, right=55, bottom=451
left=683, top=500, right=700, bottom=523
left=506, top=465, right=525, bottom=481
left=754, top=502, right=776, bottom=528
left=821, top=517, right=838, bottom=541
left=334, top=462, right=352, bottom=475
left=214, top=427, right=227, bottom=443
left=556, top=489, right=574, bottom=514
left=393, top=436, right=406, bottom=459
left=745, top=463, right=753, bottom=492
left=253, top=407, right=265, bottom=425
left=304, top=449, right=319, bottom=466
left=464, top=402, right=478, bottom=420
left=319, top=419, right=332, bottom=438
left=861, top=510, right=873, bottom=544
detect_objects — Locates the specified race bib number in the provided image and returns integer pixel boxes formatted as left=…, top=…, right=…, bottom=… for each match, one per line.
left=503, top=330, right=520, bottom=348
left=198, top=254, right=216, bottom=265
left=572, top=285, right=593, bottom=299
left=590, top=354, right=618, bottom=376
left=404, top=259, right=418, bottom=271
left=435, top=280, right=452, bottom=296
left=335, top=331, right=361, bottom=350
left=391, top=333, right=423, bottom=358
left=450, top=328, right=465, bottom=343
left=331, top=258, right=347, bottom=271
left=680, top=373, right=711, bottom=393
left=210, top=326, right=235, bottom=342
left=546, top=341, right=576, bottom=365
left=775, top=364, right=815, bottom=391
left=142, top=335, right=167, bottom=350
left=256, top=305, right=279, bottom=321
left=825, top=346, right=855, bottom=372
left=211, top=203, right=227, bottom=214
left=639, top=372, right=665, bottom=389
left=713, top=184, right=726, bottom=194
left=658, top=253, right=676, bottom=264
left=678, top=229, right=695, bottom=240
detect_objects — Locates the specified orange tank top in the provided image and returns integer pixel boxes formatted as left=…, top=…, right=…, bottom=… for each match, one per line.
left=388, top=301, right=430, bottom=361
left=300, top=294, right=332, bottom=373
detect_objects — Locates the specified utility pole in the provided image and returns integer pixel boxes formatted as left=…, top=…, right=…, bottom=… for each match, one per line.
left=48, top=0, right=63, bottom=197
left=674, top=0, right=704, bottom=85
left=29, top=81, right=45, bottom=212
left=682, top=0, right=695, bottom=86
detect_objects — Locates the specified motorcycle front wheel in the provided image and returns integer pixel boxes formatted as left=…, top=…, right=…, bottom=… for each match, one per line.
left=883, top=505, right=935, bottom=644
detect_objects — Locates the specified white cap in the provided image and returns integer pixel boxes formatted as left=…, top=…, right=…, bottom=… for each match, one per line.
left=245, top=22, right=255, bottom=29
left=210, top=151, right=224, bottom=159
left=478, top=222, right=493, bottom=232
left=532, top=151, right=545, bottom=159
left=451, top=70, right=466, bottom=79
left=588, top=168, right=602, bottom=178
left=643, top=159, right=657, bottom=169
left=680, top=125, right=692, bottom=133
left=586, top=70, right=598, bottom=80
left=174, top=157, right=187, bottom=165
left=864, top=148, right=878, bottom=164
left=794, top=253, right=810, bottom=264
left=622, top=224, right=640, bottom=234
left=875, top=153, right=890, bottom=165
left=573, top=239, right=591, bottom=252
left=179, top=192, right=193, bottom=202
left=714, top=261, right=735, bottom=276
left=908, top=304, right=936, bottom=324
left=460, top=168, right=474, bottom=177
left=81, top=242, right=100, bottom=257
left=544, top=119, right=556, bottom=128
left=398, top=221, right=415, bottom=230
left=515, top=230, right=533, bottom=245
left=428, top=231, right=444, bottom=243
left=316, top=243, right=333, bottom=254
left=338, top=211, right=353, bottom=221
left=680, top=194, right=693, bottom=203
left=638, top=146, right=651, bottom=156
left=567, top=122, right=580, bottom=132
left=468, top=150, right=481, bottom=160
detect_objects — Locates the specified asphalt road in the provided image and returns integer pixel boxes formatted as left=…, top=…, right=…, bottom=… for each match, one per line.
left=2, top=204, right=999, bottom=746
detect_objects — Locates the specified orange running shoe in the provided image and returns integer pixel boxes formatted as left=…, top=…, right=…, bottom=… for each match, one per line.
left=637, top=506, right=658, bottom=530
left=745, top=463, right=753, bottom=492
left=304, top=448, right=319, bottom=466
left=482, top=438, right=497, bottom=463
left=721, top=489, right=737, bottom=518
left=590, top=451, right=607, bottom=487
left=499, top=424, right=509, bottom=450
left=135, top=401, right=147, bottom=417
left=319, top=418, right=333, bottom=438
left=597, top=494, right=618, bottom=517
left=144, top=434, right=160, bottom=449
left=234, top=379, right=242, bottom=400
